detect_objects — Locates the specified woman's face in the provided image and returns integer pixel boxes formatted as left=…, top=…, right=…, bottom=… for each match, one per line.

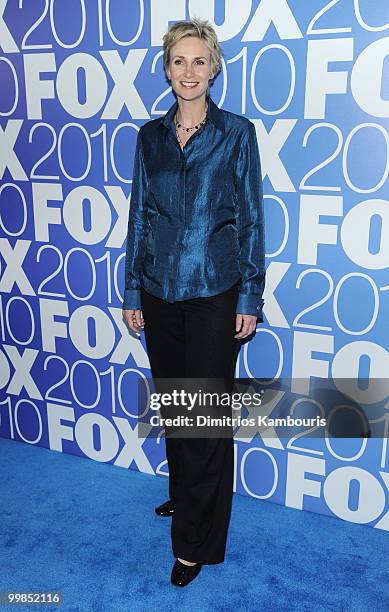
left=166, top=35, right=212, bottom=101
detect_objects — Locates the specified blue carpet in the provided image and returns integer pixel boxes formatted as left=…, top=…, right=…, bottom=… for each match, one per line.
left=0, top=437, right=388, bottom=612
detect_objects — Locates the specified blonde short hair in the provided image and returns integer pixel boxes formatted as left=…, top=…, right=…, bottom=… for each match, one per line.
left=162, top=18, right=223, bottom=95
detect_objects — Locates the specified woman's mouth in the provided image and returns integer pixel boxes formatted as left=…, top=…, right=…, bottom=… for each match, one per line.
left=180, top=82, right=199, bottom=88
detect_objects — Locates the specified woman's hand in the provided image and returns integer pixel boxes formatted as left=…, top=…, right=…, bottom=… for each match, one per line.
left=234, top=313, right=257, bottom=339
left=122, top=308, right=144, bottom=334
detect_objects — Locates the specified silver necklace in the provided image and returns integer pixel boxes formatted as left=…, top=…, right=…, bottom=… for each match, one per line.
left=174, top=103, right=208, bottom=147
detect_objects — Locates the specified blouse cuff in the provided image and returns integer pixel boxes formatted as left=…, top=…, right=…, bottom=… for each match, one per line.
left=237, top=294, right=265, bottom=319
left=123, top=288, right=141, bottom=310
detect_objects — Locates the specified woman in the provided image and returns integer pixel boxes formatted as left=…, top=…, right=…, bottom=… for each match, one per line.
left=122, top=18, right=265, bottom=587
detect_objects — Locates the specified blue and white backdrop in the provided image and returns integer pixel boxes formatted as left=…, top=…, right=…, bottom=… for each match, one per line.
left=1, top=1, right=388, bottom=530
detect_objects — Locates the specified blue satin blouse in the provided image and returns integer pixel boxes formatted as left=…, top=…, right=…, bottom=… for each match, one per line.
left=122, top=94, right=266, bottom=319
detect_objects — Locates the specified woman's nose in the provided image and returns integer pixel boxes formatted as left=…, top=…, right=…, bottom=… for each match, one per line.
left=184, top=65, right=194, bottom=78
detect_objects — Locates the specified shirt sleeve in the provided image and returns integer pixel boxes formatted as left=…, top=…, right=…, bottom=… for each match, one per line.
left=122, top=128, right=147, bottom=310
left=235, top=121, right=266, bottom=320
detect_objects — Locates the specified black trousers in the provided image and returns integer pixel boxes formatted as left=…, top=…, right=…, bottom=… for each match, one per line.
left=140, top=281, right=242, bottom=564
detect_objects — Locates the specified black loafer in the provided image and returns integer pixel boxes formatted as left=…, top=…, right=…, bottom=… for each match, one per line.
left=171, top=558, right=202, bottom=587
left=155, top=499, right=174, bottom=516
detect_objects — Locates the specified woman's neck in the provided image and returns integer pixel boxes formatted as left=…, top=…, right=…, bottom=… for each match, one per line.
left=176, top=95, right=208, bottom=127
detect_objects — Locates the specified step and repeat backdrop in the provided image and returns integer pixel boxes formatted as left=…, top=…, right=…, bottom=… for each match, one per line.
left=1, top=1, right=388, bottom=530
